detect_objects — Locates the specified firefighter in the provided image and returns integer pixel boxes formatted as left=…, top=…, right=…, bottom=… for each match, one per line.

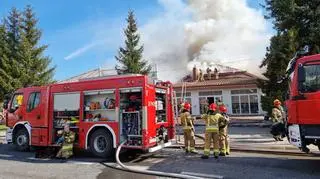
left=56, top=124, right=75, bottom=159
left=201, top=103, right=226, bottom=159
left=180, top=102, right=198, bottom=154
left=271, top=99, right=285, bottom=141
left=219, top=105, right=230, bottom=156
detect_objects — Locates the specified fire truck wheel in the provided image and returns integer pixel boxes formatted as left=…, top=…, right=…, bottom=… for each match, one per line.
left=14, top=128, right=29, bottom=152
left=90, top=129, right=114, bottom=158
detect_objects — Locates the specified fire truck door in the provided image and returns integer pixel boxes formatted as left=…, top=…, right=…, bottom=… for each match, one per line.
left=7, top=93, right=25, bottom=127
left=296, top=63, right=320, bottom=124
left=296, top=93, right=320, bottom=124
left=25, top=90, right=46, bottom=127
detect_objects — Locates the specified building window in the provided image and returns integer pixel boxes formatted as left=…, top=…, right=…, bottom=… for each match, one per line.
left=176, top=97, right=192, bottom=114
left=199, top=91, right=222, bottom=96
left=199, top=92, right=223, bottom=114
left=231, top=89, right=259, bottom=114
left=231, top=89, right=257, bottom=95
left=231, top=96, right=240, bottom=114
left=175, top=92, right=191, bottom=98
left=240, top=95, right=249, bottom=114
left=250, top=95, right=259, bottom=114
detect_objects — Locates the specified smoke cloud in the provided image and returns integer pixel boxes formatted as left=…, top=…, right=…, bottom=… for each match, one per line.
left=141, top=0, right=271, bottom=82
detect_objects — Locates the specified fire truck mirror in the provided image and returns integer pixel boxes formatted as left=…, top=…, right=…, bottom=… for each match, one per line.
left=3, top=100, right=8, bottom=110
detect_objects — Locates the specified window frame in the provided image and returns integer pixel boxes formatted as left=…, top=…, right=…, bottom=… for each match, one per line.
left=27, top=92, right=41, bottom=112
left=9, top=93, right=23, bottom=112
left=301, top=64, right=320, bottom=93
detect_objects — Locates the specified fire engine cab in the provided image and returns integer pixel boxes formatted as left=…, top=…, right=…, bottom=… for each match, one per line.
left=3, top=74, right=175, bottom=157
left=285, top=47, right=320, bottom=152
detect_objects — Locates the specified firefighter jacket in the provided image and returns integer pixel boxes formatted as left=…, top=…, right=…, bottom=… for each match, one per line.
left=64, top=131, right=75, bottom=144
left=271, top=107, right=283, bottom=123
left=202, top=112, right=225, bottom=132
left=219, top=113, right=230, bottom=129
left=180, top=112, right=194, bottom=131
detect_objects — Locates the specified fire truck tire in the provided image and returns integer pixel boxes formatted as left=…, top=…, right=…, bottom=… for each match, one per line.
left=89, top=129, right=114, bottom=158
left=14, top=128, right=29, bottom=152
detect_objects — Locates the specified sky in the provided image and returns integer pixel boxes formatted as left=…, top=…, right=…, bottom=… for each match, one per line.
left=0, top=0, right=272, bottom=81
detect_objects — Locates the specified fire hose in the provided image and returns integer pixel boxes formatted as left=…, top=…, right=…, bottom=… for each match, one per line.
left=113, top=140, right=204, bottom=179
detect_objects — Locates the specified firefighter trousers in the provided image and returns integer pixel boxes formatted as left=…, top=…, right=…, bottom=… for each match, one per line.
left=219, top=127, right=230, bottom=154
left=56, top=143, right=73, bottom=159
left=183, top=129, right=196, bottom=152
left=203, top=131, right=219, bottom=157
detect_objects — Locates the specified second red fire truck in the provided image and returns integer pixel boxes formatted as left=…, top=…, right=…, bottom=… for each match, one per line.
left=3, top=74, right=175, bottom=157
left=285, top=47, right=320, bottom=153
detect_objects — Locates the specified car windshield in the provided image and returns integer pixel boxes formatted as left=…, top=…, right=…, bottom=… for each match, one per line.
left=302, top=63, right=320, bottom=92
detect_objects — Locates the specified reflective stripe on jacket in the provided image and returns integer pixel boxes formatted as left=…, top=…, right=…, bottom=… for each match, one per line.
left=202, top=113, right=223, bottom=132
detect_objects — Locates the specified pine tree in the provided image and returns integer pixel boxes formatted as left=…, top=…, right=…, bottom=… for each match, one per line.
left=0, top=23, right=14, bottom=101
left=18, top=5, right=55, bottom=87
left=258, top=30, right=297, bottom=115
left=4, top=7, right=22, bottom=89
left=0, top=6, right=55, bottom=101
left=115, top=10, right=151, bottom=75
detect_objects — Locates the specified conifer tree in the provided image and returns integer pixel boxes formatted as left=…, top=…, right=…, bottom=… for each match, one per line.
left=18, top=5, right=55, bottom=87
left=0, top=6, right=55, bottom=101
left=0, top=23, right=14, bottom=101
left=115, top=10, right=151, bottom=75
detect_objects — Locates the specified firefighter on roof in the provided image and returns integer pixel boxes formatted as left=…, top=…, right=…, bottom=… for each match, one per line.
left=180, top=102, right=198, bottom=154
left=219, top=105, right=230, bottom=156
left=271, top=99, right=285, bottom=141
left=201, top=103, right=226, bottom=159
left=56, top=124, right=75, bottom=159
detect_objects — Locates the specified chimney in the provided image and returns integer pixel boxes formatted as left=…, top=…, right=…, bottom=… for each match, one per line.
left=192, top=66, right=198, bottom=81
left=214, top=68, right=219, bottom=79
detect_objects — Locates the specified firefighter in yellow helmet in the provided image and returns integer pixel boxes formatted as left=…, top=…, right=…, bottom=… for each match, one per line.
left=219, top=105, right=230, bottom=156
left=180, top=102, right=198, bottom=154
left=56, top=124, right=75, bottom=159
left=16, top=95, right=23, bottom=107
left=271, top=99, right=285, bottom=141
left=201, top=103, right=226, bottom=159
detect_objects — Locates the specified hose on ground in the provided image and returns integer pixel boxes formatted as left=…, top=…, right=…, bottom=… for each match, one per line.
left=195, top=134, right=205, bottom=141
left=114, top=140, right=204, bottom=179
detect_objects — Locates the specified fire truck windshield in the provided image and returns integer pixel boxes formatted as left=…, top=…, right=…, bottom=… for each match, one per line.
left=301, top=64, right=320, bottom=92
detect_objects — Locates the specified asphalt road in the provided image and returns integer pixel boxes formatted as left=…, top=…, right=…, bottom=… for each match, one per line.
left=0, top=144, right=105, bottom=179
left=99, top=149, right=320, bottom=179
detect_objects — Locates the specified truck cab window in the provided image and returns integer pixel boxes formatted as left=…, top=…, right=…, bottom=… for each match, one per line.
left=302, top=64, right=320, bottom=92
left=10, top=94, right=23, bottom=111
left=27, top=92, right=41, bottom=112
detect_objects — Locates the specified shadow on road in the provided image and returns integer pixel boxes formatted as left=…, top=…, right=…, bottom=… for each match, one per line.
left=0, top=143, right=149, bottom=165
left=0, top=143, right=115, bottom=164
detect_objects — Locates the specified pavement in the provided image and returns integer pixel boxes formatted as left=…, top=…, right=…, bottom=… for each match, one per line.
left=174, top=126, right=319, bottom=153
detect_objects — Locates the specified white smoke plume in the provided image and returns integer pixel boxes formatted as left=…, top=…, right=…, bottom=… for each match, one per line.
left=141, top=0, right=271, bottom=82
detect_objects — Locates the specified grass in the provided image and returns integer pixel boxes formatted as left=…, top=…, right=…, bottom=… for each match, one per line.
left=0, top=124, right=7, bottom=131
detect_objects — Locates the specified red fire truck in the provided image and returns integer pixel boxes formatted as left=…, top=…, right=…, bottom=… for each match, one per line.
left=285, top=47, right=320, bottom=153
left=3, top=74, right=175, bottom=157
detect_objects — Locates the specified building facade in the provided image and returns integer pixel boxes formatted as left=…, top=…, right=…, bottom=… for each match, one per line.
left=173, top=66, right=265, bottom=116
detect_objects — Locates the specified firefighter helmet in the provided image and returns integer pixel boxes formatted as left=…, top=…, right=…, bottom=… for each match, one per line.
left=184, top=103, right=191, bottom=111
left=273, top=99, right=281, bottom=106
left=219, top=105, right=227, bottom=113
left=209, top=103, right=217, bottom=111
